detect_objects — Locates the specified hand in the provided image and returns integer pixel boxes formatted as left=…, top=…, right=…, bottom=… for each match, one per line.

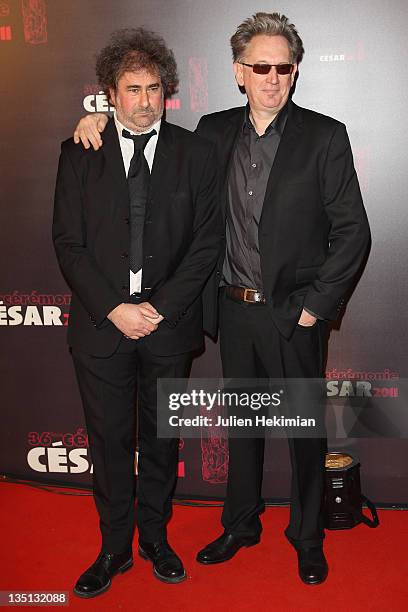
left=107, top=302, right=163, bottom=340
left=73, top=113, right=108, bottom=151
left=138, top=302, right=164, bottom=325
left=297, top=308, right=317, bottom=327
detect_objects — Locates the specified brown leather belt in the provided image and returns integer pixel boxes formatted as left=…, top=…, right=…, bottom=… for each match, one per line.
left=225, top=286, right=266, bottom=304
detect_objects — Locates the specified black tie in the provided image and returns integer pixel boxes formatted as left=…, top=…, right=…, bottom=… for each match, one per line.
left=122, top=128, right=157, bottom=274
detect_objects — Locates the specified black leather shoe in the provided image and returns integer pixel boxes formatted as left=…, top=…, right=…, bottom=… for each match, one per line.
left=297, top=546, right=328, bottom=585
left=196, top=532, right=260, bottom=564
left=138, top=540, right=186, bottom=584
left=73, top=550, right=133, bottom=598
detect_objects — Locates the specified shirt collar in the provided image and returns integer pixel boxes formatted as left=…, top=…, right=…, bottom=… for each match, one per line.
left=114, top=111, right=161, bottom=141
left=243, top=101, right=288, bottom=137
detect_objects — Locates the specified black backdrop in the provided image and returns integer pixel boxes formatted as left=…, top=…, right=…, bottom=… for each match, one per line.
left=1, top=0, right=407, bottom=504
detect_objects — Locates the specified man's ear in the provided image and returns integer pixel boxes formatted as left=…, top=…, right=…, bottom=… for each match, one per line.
left=108, top=88, right=116, bottom=107
left=233, top=62, right=245, bottom=87
left=290, top=64, right=298, bottom=87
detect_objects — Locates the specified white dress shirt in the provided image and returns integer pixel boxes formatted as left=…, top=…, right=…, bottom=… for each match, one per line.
left=114, top=112, right=161, bottom=294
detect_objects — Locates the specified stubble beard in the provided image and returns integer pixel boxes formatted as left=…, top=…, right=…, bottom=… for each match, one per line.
left=125, top=103, right=164, bottom=134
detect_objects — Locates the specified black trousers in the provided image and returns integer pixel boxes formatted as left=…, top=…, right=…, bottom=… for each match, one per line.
left=219, top=291, right=328, bottom=550
left=72, top=338, right=192, bottom=553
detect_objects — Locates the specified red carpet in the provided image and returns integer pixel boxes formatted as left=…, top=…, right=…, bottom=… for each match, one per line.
left=0, top=482, right=407, bottom=611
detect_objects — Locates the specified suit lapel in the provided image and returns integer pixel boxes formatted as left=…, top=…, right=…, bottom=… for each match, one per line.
left=149, top=121, right=173, bottom=200
left=102, top=118, right=129, bottom=207
left=262, top=100, right=304, bottom=209
left=220, top=110, right=245, bottom=218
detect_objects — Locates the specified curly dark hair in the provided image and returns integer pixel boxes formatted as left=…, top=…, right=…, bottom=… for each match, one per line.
left=96, top=28, right=179, bottom=98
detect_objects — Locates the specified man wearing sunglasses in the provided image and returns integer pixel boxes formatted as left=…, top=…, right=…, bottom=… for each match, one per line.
left=72, top=12, right=370, bottom=585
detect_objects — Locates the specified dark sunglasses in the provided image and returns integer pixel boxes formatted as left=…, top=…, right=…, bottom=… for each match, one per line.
left=239, top=62, right=294, bottom=75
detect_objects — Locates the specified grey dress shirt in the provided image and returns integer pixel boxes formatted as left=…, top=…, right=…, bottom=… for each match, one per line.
left=223, top=103, right=288, bottom=291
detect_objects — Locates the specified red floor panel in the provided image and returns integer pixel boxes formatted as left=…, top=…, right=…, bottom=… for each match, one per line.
left=0, top=483, right=407, bottom=611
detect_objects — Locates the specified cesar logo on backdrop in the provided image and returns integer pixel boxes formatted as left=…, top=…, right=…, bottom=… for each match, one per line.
left=26, top=430, right=185, bottom=477
left=0, top=291, right=70, bottom=326
left=319, top=41, right=365, bottom=62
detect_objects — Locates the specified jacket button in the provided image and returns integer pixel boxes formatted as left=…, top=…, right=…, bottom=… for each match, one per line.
left=124, top=217, right=129, bottom=224
left=122, top=285, right=128, bottom=292
left=121, top=252, right=128, bottom=258
left=145, top=255, right=153, bottom=259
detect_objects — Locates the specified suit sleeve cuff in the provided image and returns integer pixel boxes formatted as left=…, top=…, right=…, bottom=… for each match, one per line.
left=303, top=307, right=325, bottom=320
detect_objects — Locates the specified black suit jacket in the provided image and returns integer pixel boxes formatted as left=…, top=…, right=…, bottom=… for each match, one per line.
left=197, top=100, right=371, bottom=339
left=53, top=118, right=222, bottom=357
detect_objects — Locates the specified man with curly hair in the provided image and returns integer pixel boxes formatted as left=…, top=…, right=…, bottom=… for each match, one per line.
left=72, top=13, right=370, bottom=585
left=53, top=28, right=221, bottom=596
